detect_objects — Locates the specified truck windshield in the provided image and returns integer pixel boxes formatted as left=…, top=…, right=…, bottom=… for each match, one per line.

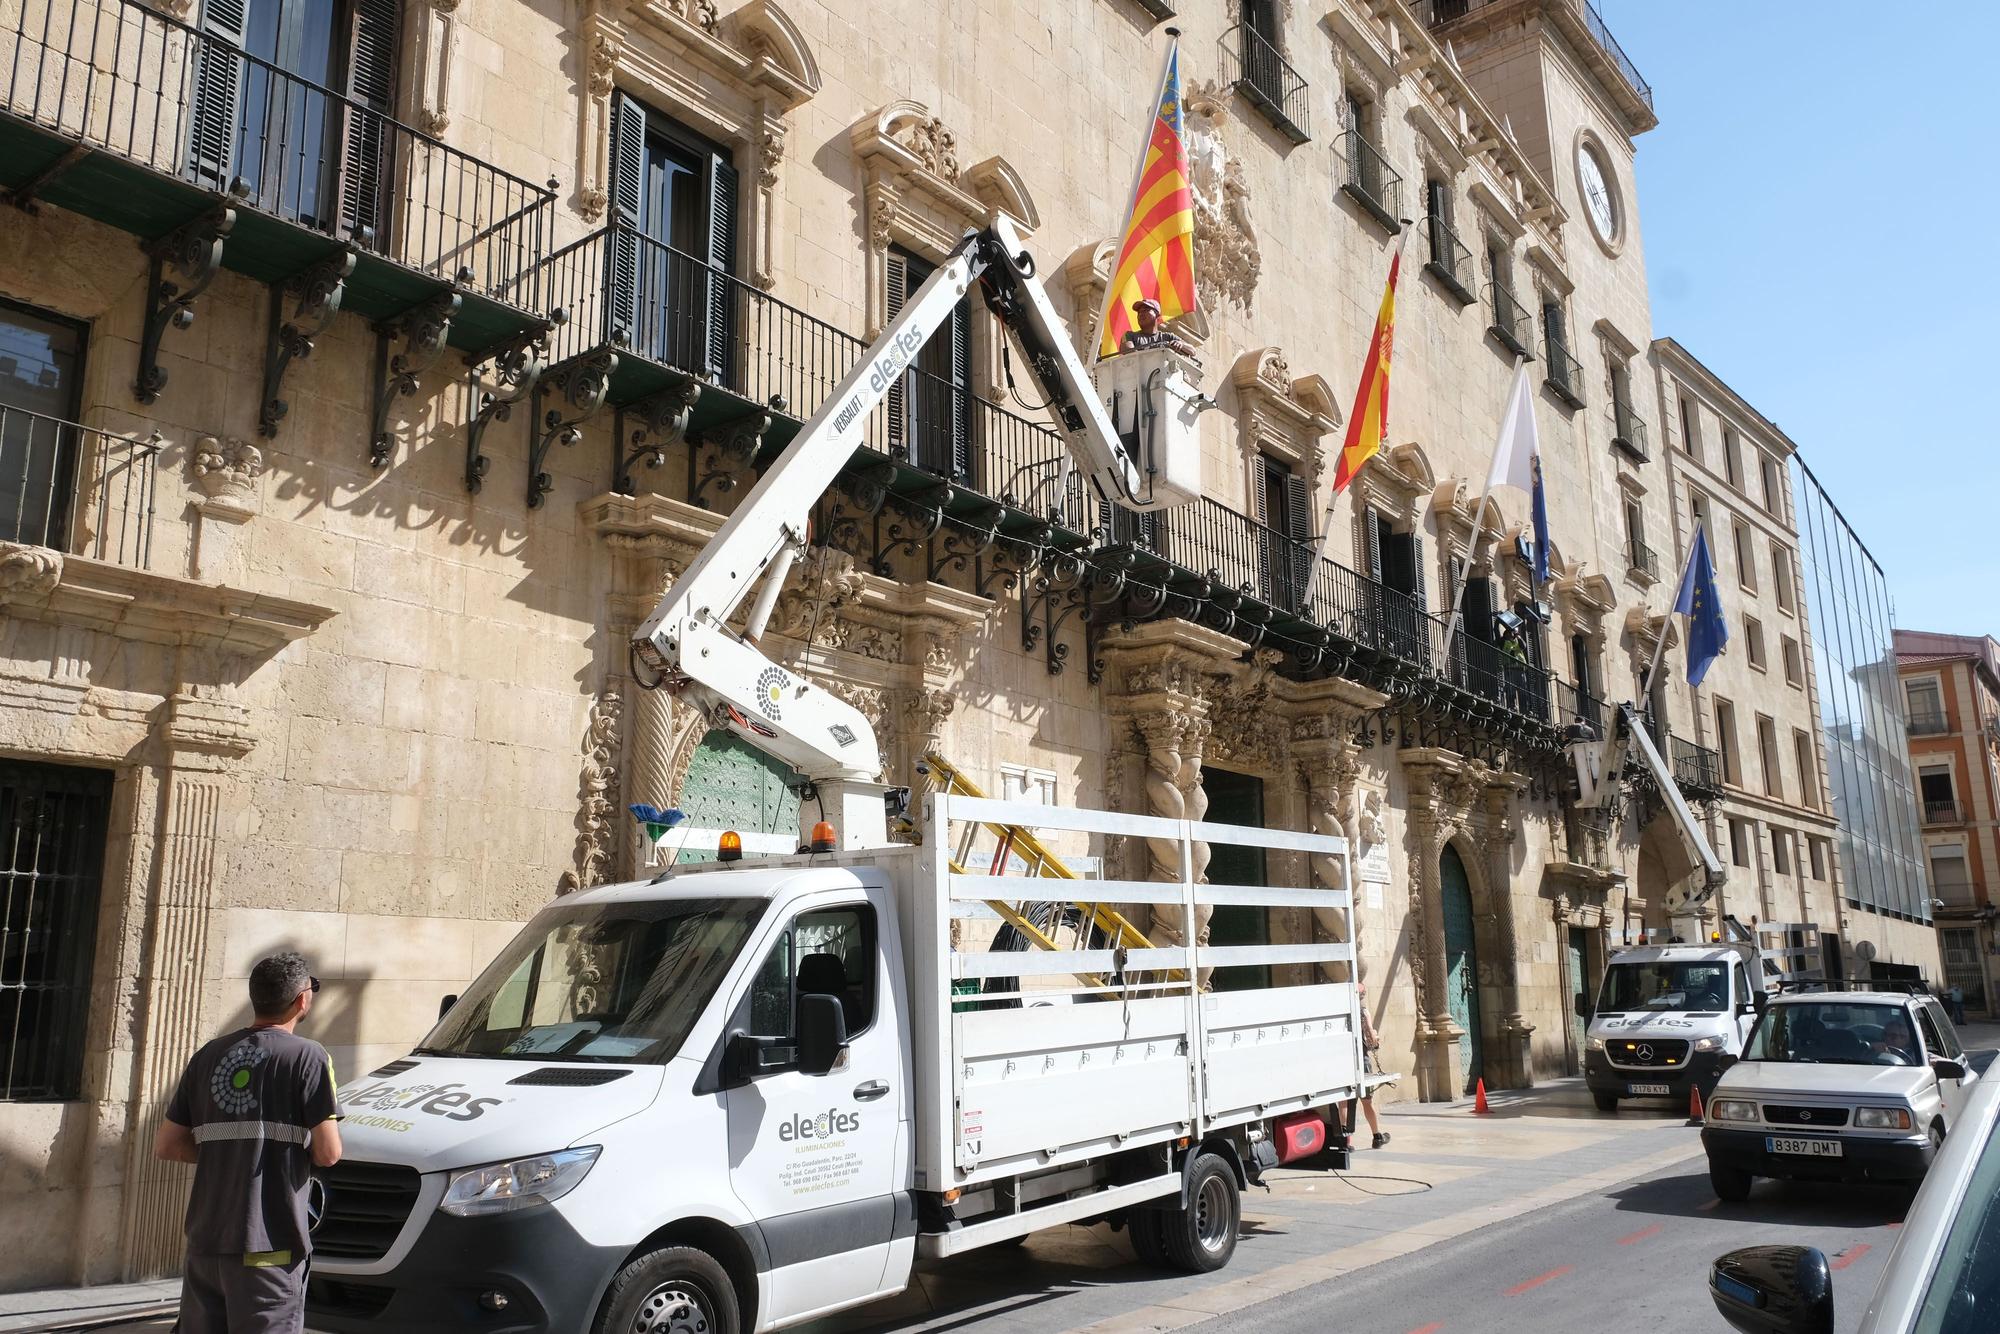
left=1745, top=1002, right=1920, bottom=1066
left=1599, top=962, right=1729, bottom=1012
left=418, top=897, right=765, bottom=1063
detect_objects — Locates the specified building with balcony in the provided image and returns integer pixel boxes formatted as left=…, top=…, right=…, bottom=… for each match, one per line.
left=0, top=0, right=1772, bottom=1288
left=1895, top=629, right=2000, bottom=1018
left=1793, top=459, right=1937, bottom=984
left=1647, top=339, right=1845, bottom=954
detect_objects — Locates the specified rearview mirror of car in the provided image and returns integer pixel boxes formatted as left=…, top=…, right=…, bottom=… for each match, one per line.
left=1717, top=1053, right=1738, bottom=1073
left=1709, top=1245, right=1832, bottom=1334
left=1933, top=1057, right=1967, bottom=1082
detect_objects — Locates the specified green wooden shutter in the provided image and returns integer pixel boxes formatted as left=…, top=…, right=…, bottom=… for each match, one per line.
left=188, top=0, right=249, bottom=188
left=1283, top=471, right=1312, bottom=613
left=336, top=0, right=399, bottom=245
left=1409, top=531, right=1429, bottom=666
left=1362, top=504, right=1384, bottom=651
left=947, top=296, right=971, bottom=481
left=704, top=150, right=739, bottom=385
left=884, top=249, right=909, bottom=450
left=606, top=92, right=646, bottom=346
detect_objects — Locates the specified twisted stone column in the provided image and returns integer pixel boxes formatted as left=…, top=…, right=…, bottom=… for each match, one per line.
left=1293, top=737, right=1352, bottom=984
left=1134, top=713, right=1193, bottom=962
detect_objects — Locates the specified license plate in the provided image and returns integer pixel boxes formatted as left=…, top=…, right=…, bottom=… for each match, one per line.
left=1628, top=1083, right=1670, bottom=1095
left=1767, top=1136, right=1843, bottom=1158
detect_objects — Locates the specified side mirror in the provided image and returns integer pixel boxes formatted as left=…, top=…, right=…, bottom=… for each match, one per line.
left=1709, top=1245, right=1833, bottom=1334
left=1573, top=992, right=1592, bottom=1019
left=1718, top=1053, right=1739, bottom=1073
left=1754, top=991, right=1770, bottom=1014
left=797, top=993, right=849, bottom=1077
left=438, top=993, right=459, bottom=1021
left=1933, top=1058, right=1967, bottom=1082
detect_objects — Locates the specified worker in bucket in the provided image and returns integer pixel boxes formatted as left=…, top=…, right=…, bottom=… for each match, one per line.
left=1118, top=296, right=1198, bottom=358
left=1357, top=979, right=1390, bottom=1149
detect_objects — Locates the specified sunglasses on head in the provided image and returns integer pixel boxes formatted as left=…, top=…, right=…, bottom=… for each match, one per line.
left=308, top=977, right=322, bottom=994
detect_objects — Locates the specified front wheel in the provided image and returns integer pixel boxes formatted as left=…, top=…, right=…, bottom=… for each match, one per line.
left=1592, top=1090, right=1619, bottom=1113
left=1162, top=1153, right=1240, bottom=1273
left=1709, top=1161, right=1753, bottom=1203
left=596, top=1245, right=739, bottom=1334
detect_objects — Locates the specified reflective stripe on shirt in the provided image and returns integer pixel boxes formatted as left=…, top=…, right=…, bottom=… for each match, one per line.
left=191, top=1120, right=313, bottom=1147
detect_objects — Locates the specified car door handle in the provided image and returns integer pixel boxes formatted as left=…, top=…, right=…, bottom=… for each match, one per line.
left=853, top=1080, right=890, bottom=1102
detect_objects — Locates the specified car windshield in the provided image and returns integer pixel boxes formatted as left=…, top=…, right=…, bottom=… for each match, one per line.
left=418, top=896, right=766, bottom=1064
left=1744, top=1001, right=1922, bottom=1066
left=1913, top=1100, right=2000, bottom=1332
left=1599, top=961, right=1730, bottom=1011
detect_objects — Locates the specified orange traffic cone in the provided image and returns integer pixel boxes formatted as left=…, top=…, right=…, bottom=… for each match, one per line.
left=1473, top=1078, right=1491, bottom=1114
left=1687, top=1085, right=1705, bottom=1125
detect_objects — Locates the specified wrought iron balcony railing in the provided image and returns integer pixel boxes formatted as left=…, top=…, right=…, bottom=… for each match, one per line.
left=1670, top=734, right=1724, bottom=794
left=1487, top=282, right=1531, bottom=357
left=1338, top=130, right=1402, bottom=233
left=1613, top=397, right=1649, bottom=459
left=1223, top=23, right=1309, bottom=144
left=0, top=405, right=160, bottom=570
left=1415, top=0, right=1652, bottom=114
left=0, top=0, right=555, bottom=317
left=1627, top=537, right=1658, bottom=580
left=1924, top=799, right=1965, bottom=825
left=1906, top=710, right=1950, bottom=737
left=1543, top=334, right=1585, bottom=409
left=1423, top=212, right=1476, bottom=305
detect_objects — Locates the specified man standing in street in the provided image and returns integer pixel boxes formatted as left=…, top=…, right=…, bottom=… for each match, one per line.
left=154, top=952, right=342, bottom=1334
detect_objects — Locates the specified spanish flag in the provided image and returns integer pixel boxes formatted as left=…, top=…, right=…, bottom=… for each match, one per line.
left=1330, top=250, right=1402, bottom=494
left=1097, top=39, right=1197, bottom=360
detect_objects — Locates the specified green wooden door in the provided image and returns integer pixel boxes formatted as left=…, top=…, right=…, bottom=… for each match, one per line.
left=1567, top=926, right=1591, bottom=1073
left=675, top=729, right=799, bottom=860
left=1440, top=844, right=1482, bottom=1091
left=1202, top=768, right=1268, bottom=992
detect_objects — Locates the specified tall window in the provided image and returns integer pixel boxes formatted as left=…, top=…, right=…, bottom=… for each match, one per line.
left=1808, top=837, right=1827, bottom=880
left=1905, top=678, right=1945, bottom=731
left=0, top=301, right=87, bottom=552
left=1929, top=845, right=1972, bottom=907
left=885, top=247, right=972, bottom=481
left=1757, top=714, right=1783, bottom=799
left=1364, top=505, right=1426, bottom=665
left=1715, top=698, right=1740, bottom=786
left=1793, top=729, right=1818, bottom=809
left=1744, top=615, right=1766, bottom=670
left=1257, top=454, right=1312, bottom=613
left=1690, top=490, right=1712, bottom=541
left=1920, top=766, right=1958, bottom=822
left=0, top=761, right=114, bottom=1101
left=1728, top=818, right=1750, bottom=868
left=1721, top=428, right=1742, bottom=487
left=1771, top=541, right=1795, bottom=612
left=1781, top=635, right=1803, bottom=687
left=1733, top=520, right=1756, bottom=589
left=609, top=95, right=740, bottom=381
left=1759, top=454, right=1783, bottom=517
left=1623, top=498, right=1649, bottom=573
left=1678, top=393, right=1700, bottom=460
left=1771, top=830, right=1791, bottom=876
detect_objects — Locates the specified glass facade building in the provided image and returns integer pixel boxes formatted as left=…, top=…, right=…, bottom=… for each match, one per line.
left=1793, top=458, right=1930, bottom=925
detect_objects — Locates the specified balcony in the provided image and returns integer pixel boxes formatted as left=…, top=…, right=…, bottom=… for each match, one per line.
left=1, top=405, right=159, bottom=570
left=1924, top=799, right=1965, bottom=825
left=0, top=0, right=554, bottom=409
left=1670, top=734, right=1724, bottom=798
left=1612, top=397, right=1649, bottom=460
left=1907, top=710, right=1951, bottom=736
left=1627, top=536, right=1658, bottom=581
left=1422, top=213, right=1477, bottom=306
left=1543, top=334, right=1586, bottom=409
left=1128, top=0, right=1177, bottom=18
left=1487, top=282, right=1531, bottom=358
left=1416, top=0, right=1653, bottom=125
left=1337, top=130, right=1402, bottom=234
left=1223, top=23, right=1310, bottom=144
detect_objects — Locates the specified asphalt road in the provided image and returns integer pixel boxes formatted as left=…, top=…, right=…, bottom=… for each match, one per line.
left=1196, top=1155, right=1912, bottom=1334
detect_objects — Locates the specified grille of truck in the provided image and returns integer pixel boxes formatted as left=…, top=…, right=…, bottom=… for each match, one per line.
left=305, top=1276, right=394, bottom=1319
left=313, top=1159, right=421, bottom=1261
left=1605, top=1038, right=1689, bottom=1067
left=1762, top=1104, right=1850, bottom=1127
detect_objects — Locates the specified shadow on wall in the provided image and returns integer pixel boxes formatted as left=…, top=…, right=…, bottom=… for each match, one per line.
left=212, top=940, right=378, bottom=1072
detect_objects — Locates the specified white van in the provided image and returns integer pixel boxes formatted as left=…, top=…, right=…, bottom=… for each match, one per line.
left=1582, top=938, right=1768, bottom=1112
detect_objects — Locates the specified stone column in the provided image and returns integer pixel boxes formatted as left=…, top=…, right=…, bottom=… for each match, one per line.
left=119, top=692, right=253, bottom=1279
left=1400, top=748, right=1478, bottom=1102
left=1482, top=771, right=1536, bottom=1088
left=1133, top=711, right=1198, bottom=967
left=1293, top=734, right=1354, bottom=984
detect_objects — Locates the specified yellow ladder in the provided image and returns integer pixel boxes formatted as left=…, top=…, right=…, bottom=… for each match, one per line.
left=920, top=751, right=1176, bottom=983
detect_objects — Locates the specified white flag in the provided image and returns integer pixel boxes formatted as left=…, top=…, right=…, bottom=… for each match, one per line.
left=1485, top=360, right=1539, bottom=495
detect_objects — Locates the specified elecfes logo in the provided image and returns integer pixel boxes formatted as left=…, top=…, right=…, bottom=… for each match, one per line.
left=778, top=1108, right=860, bottom=1142
left=338, top=1080, right=503, bottom=1122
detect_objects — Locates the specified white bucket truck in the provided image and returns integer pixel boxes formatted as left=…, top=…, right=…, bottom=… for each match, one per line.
left=306, top=218, right=1369, bottom=1334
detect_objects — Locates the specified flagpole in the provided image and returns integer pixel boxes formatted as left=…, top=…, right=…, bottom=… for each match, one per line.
left=1441, top=353, right=1525, bottom=658
left=1095, top=30, right=1181, bottom=361
left=1311, top=219, right=1412, bottom=576
left=1641, top=518, right=1702, bottom=713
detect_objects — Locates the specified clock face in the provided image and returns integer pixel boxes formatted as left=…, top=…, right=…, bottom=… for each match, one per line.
left=1577, top=143, right=1617, bottom=242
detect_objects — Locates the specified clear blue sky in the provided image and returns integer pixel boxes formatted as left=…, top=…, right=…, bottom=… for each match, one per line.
left=1603, top=1, right=1995, bottom=637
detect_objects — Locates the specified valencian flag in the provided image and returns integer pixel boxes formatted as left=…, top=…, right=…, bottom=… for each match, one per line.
left=1330, top=249, right=1402, bottom=494
left=1097, top=38, right=1197, bottom=359
left=1673, top=524, right=1730, bottom=687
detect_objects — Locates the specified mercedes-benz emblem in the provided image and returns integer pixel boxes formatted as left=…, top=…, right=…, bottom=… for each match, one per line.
left=1636, top=1043, right=1655, bottom=1062
left=307, top=1177, right=327, bottom=1233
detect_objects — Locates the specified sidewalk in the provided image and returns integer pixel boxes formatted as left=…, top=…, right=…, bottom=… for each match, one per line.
left=0, top=1281, right=178, bottom=1334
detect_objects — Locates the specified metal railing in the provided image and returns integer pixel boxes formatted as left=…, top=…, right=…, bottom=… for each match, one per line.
left=1906, top=710, right=1950, bottom=736
left=1924, top=799, right=1965, bottom=825
left=1543, top=333, right=1585, bottom=407
left=1, top=0, right=555, bottom=305
left=1338, top=129, right=1401, bottom=225
left=1487, top=281, right=1530, bottom=356
left=1554, top=680, right=1606, bottom=734
left=1423, top=212, right=1475, bottom=301
left=0, top=405, right=159, bottom=570
left=1613, top=397, right=1649, bottom=457
left=1627, top=536, right=1658, bottom=579
left=1413, top=0, right=1652, bottom=113
left=1670, top=734, right=1723, bottom=792
left=1223, top=23, right=1309, bottom=142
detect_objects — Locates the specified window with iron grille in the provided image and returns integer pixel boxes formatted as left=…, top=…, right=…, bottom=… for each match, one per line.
left=0, top=761, right=114, bottom=1102
left=0, top=299, right=88, bottom=552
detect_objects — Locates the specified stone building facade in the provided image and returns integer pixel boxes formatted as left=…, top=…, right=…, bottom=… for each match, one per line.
left=0, top=0, right=1869, bottom=1290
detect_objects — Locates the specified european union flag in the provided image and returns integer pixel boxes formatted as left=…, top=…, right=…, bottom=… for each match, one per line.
left=1673, top=525, right=1729, bottom=688
left=1529, top=454, right=1551, bottom=586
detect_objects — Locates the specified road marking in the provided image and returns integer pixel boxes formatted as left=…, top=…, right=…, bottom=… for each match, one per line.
left=1831, top=1243, right=1872, bottom=1271
left=1504, top=1265, right=1573, bottom=1296
left=1616, top=1224, right=1663, bottom=1245
left=1696, top=1197, right=1721, bottom=1211
left=1405, top=1325, right=1444, bottom=1334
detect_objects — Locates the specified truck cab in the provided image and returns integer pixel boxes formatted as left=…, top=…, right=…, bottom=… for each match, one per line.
left=1583, top=940, right=1767, bottom=1112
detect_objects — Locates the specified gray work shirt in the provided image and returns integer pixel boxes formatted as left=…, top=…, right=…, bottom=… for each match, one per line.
left=165, top=1027, right=337, bottom=1257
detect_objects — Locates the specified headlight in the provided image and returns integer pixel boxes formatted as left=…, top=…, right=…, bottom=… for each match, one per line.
left=1708, top=1099, right=1759, bottom=1123
left=1854, top=1106, right=1914, bottom=1131
left=1692, top=1035, right=1726, bottom=1052
left=439, top=1146, right=601, bottom=1217
left=1585, top=1035, right=1606, bottom=1052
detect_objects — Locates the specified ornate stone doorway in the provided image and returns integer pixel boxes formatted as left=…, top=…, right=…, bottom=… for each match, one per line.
left=672, top=728, right=800, bottom=856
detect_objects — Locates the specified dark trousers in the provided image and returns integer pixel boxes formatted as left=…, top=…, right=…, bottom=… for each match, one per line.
left=179, top=1253, right=306, bottom=1334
